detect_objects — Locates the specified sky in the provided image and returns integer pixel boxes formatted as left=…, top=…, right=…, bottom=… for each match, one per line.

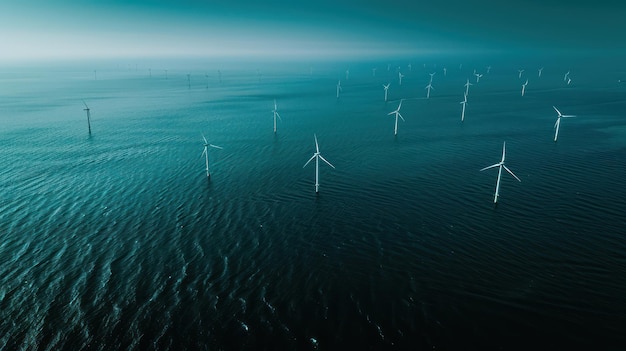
left=1, top=0, right=624, bottom=62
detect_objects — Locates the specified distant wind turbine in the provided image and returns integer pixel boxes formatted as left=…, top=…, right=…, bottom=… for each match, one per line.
left=443, top=67, right=447, bottom=76
left=464, top=79, right=473, bottom=96
left=518, top=69, right=525, bottom=79
left=398, top=72, right=404, bottom=86
left=552, top=106, right=576, bottom=142
left=372, top=67, right=377, bottom=77
left=538, top=67, right=544, bottom=78
left=486, top=65, right=492, bottom=74
left=82, top=100, right=92, bottom=135
left=480, top=141, right=521, bottom=203
left=425, top=82, right=434, bottom=99
left=429, top=72, right=436, bottom=82
left=563, top=70, right=570, bottom=82
left=303, top=134, right=335, bottom=193
left=345, top=69, right=350, bottom=80
left=460, top=93, right=467, bottom=122
left=272, top=99, right=282, bottom=133
left=408, top=63, right=412, bottom=71
left=387, top=99, right=405, bottom=136
left=474, top=73, right=483, bottom=83
left=336, top=80, right=342, bottom=98
left=201, top=134, right=223, bottom=178
left=521, top=79, right=528, bottom=96
left=383, top=83, right=390, bottom=102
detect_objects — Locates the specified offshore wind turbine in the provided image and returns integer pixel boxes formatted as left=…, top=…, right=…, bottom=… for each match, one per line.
left=201, top=134, right=223, bottom=178
left=372, top=67, right=377, bottom=77
left=460, top=93, right=467, bottom=122
left=82, top=100, right=92, bottom=135
left=303, top=134, right=335, bottom=193
left=398, top=72, right=404, bottom=86
left=272, top=99, right=282, bottom=133
left=480, top=141, right=521, bottom=203
left=486, top=65, right=492, bottom=74
left=383, top=83, right=390, bottom=102
left=425, top=82, right=434, bottom=99
left=563, top=70, right=570, bottom=82
left=552, top=106, right=576, bottom=142
left=474, top=73, right=483, bottom=83
left=464, top=79, right=473, bottom=96
left=345, top=69, right=350, bottom=80
left=521, top=79, right=528, bottom=96
left=443, top=67, right=447, bottom=76
left=518, top=69, right=525, bottom=79
left=387, top=99, right=405, bottom=135
left=538, top=67, right=544, bottom=78
left=429, top=72, right=436, bottom=82
left=336, top=80, right=342, bottom=98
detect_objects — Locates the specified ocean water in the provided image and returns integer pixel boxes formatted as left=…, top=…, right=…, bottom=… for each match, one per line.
left=1, top=55, right=625, bottom=350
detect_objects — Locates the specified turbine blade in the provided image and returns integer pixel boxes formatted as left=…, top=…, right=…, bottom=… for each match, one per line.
left=480, top=163, right=500, bottom=171
left=202, top=134, right=208, bottom=145
left=303, top=155, right=315, bottom=168
left=501, top=142, right=506, bottom=163
left=82, top=99, right=89, bottom=109
left=314, top=134, right=319, bottom=153
left=319, top=155, right=335, bottom=169
left=398, top=112, right=405, bottom=122
left=276, top=112, right=282, bottom=121
left=562, top=115, right=576, bottom=118
left=210, top=144, right=223, bottom=149
left=503, top=165, right=522, bottom=182
left=552, top=106, right=562, bottom=116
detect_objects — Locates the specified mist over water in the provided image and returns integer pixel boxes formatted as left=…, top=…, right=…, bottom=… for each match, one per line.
left=1, top=54, right=626, bottom=350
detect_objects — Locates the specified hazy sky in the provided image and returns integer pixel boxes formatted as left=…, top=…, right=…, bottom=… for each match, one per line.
left=1, top=0, right=624, bottom=62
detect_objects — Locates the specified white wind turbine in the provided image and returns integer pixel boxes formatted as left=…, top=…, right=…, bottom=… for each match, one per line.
left=460, top=93, right=467, bottom=122
left=272, top=99, right=282, bottom=133
left=429, top=72, right=436, bottom=82
left=383, top=83, right=390, bottom=102
left=443, top=67, right=447, bottom=76
left=552, top=106, right=576, bottom=142
left=480, top=141, right=521, bottom=203
left=486, top=65, right=492, bottom=74
left=425, top=82, right=434, bottom=99
left=387, top=99, right=405, bottom=135
left=336, top=80, right=342, bottom=98
left=398, top=72, right=405, bottom=86
left=464, top=79, right=473, bottom=96
left=538, top=67, right=544, bottom=78
left=474, top=73, right=483, bottom=83
left=563, top=70, right=570, bottom=82
left=518, top=69, right=525, bottom=79
left=345, top=69, right=350, bottom=80
left=201, top=134, right=223, bottom=178
left=303, top=134, right=335, bottom=193
left=521, top=79, right=528, bottom=96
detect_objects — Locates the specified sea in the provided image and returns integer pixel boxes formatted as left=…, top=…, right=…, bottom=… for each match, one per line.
left=1, top=53, right=625, bottom=350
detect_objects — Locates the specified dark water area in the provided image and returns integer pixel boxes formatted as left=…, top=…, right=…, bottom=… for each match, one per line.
left=1, top=54, right=625, bottom=350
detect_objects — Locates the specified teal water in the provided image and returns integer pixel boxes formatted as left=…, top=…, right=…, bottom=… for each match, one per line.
left=1, top=55, right=625, bottom=350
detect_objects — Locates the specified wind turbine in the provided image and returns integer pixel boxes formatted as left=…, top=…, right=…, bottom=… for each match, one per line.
left=518, top=69, right=525, bottom=79
left=563, top=70, right=570, bottom=82
left=372, top=67, right=377, bottom=77
left=429, top=72, right=436, bottom=82
left=272, top=99, right=282, bottom=133
left=460, top=93, right=467, bottom=122
left=303, top=134, right=335, bottom=193
left=336, top=80, right=342, bottom=98
left=443, top=67, right=447, bottom=76
left=82, top=100, right=92, bottom=135
left=398, top=72, right=404, bottom=86
left=521, top=79, right=528, bottom=96
left=486, top=65, right=492, bottom=74
left=474, top=73, right=483, bottom=83
left=464, top=79, right=473, bottom=96
left=387, top=99, right=405, bottom=136
left=480, top=141, right=521, bottom=203
left=383, top=83, right=390, bottom=102
left=425, top=82, right=434, bottom=99
left=552, top=106, right=575, bottom=142
left=538, top=67, right=544, bottom=78
left=345, top=69, right=350, bottom=80
left=201, top=134, right=223, bottom=178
